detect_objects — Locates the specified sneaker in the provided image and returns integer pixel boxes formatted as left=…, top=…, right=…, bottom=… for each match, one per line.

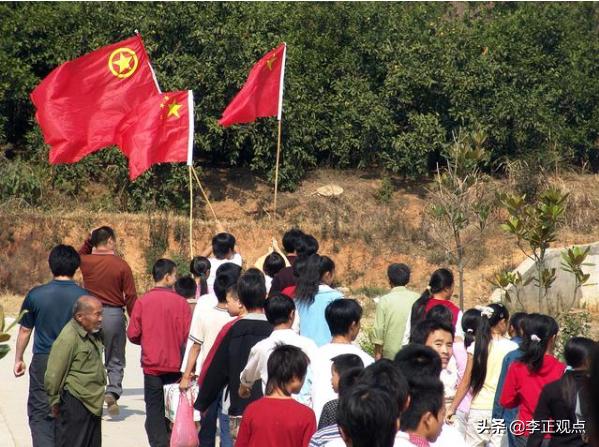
left=104, top=393, right=120, bottom=417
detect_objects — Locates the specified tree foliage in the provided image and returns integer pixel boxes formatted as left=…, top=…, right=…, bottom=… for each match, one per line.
left=1, top=2, right=599, bottom=210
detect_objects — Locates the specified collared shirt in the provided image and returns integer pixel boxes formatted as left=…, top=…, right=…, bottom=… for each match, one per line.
left=20, top=279, right=88, bottom=354
left=127, top=287, right=192, bottom=376
left=240, top=328, right=319, bottom=407
left=372, top=286, right=420, bottom=359
left=45, top=319, right=106, bottom=416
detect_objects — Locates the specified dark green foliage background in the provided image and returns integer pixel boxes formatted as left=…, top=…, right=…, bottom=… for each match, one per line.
left=1, top=2, right=598, bottom=210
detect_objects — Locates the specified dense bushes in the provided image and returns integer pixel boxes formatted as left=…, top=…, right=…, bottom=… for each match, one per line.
left=1, top=2, right=598, bottom=210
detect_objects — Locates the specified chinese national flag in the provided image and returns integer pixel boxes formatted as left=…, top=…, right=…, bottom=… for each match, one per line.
left=219, top=43, right=286, bottom=127
left=30, top=35, right=159, bottom=164
left=116, top=90, right=194, bottom=180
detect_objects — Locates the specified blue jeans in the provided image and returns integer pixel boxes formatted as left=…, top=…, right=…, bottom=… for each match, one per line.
left=199, top=391, right=231, bottom=447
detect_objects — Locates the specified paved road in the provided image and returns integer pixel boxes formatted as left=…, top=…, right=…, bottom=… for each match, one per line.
left=0, top=321, right=149, bottom=447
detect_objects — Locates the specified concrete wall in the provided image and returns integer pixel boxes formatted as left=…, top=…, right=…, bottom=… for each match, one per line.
left=490, top=242, right=599, bottom=312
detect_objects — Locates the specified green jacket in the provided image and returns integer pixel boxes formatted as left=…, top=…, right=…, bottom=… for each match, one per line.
left=372, top=286, right=419, bottom=360
left=45, top=319, right=107, bottom=416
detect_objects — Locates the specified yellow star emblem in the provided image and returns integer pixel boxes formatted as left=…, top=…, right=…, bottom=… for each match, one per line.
left=266, top=55, right=277, bottom=71
left=114, top=53, right=132, bottom=74
left=108, top=47, right=139, bottom=79
left=167, top=100, right=182, bottom=118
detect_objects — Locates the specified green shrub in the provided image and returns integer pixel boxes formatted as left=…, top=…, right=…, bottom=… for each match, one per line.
left=556, top=310, right=591, bottom=361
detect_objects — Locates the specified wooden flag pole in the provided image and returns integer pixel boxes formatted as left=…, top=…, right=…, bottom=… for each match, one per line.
left=273, top=117, right=283, bottom=221
left=191, top=166, right=220, bottom=224
left=188, top=165, right=194, bottom=258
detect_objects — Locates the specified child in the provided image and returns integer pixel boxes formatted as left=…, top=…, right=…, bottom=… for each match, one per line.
left=448, top=303, right=517, bottom=447
left=403, top=269, right=463, bottom=347
left=295, top=254, right=343, bottom=346
left=263, top=252, right=286, bottom=294
left=528, top=337, right=595, bottom=447
left=206, top=232, right=242, bottom=294
left=174, top=275, right=198, bottom=312
left=189, top=256, right=211, bottom=300
left=373, top=263, right=420, bottom=360
left=236, top=345, right=316, bottom=447
left=500, top=314, right=565, bottom=447
left=318, top=354, right=365, bottom=429
left=269, top=232, right=317, bottom=297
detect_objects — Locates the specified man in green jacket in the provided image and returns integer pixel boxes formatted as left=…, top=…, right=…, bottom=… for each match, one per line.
left=372, top=263, right=419, bottom=360
left=45, top=296, right=106, bottom=447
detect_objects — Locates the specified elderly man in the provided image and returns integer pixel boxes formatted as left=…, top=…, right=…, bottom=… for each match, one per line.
left=45, top=296, right=106, bottom=447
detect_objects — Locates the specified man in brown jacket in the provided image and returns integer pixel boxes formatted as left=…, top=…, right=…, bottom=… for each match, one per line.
left=79, top=226, right=137, bottom=416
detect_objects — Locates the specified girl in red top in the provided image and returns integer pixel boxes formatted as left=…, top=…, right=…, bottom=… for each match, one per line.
left=236, top=344, right=317, bottom=447
left=500, top=314, right=566, bottom=446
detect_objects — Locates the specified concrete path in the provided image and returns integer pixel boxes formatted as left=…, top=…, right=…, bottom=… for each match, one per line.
left=0, top=321, right=149, bottom=446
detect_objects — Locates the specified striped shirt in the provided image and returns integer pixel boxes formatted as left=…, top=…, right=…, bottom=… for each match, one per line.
left=309, top=424, right=342, bottom=447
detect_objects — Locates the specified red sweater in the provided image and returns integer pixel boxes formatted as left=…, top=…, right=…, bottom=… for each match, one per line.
left=127, top=287, right=191, bottom=376
left=425, top=298, right=460, bottom=326
left=236, top=397, right=316, bottom=447
left=500, top=354, right=566, bottom=436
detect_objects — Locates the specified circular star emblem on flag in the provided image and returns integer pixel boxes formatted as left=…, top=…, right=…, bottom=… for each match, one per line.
left=108, top=47, right=139, bottom=79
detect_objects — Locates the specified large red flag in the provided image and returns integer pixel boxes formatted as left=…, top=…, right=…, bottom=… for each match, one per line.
left=116, top=90, right=194, bottom=180
left=30, top=35, right=160, bottom=164
left=219, top=43, right=286, bottom=127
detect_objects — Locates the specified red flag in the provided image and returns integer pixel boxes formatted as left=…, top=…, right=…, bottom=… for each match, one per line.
left=31, top=35, right=160, bottom=164
left=219, top=43, right=286, bottom=127
left=116, top=90, right=194, bottom=180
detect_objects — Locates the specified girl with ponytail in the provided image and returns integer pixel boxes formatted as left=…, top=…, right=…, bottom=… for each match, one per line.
left=403, top=268, right=463, bottom=346
left=190, top=256, right=211, bottom=299
left=447, top=303, right=517, bottom=447
left=500, top=314, right=565, bottom=446
left=295, top=254, right=343, bottom=346
left=528, top=337, right=595, bottom=447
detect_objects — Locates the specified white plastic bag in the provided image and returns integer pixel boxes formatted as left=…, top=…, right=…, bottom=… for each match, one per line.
left=164, top=382, right=201, bottom=422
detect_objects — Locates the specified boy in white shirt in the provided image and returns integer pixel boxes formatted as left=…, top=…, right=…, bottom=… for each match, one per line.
left=206, top=232, right=243, bottom=294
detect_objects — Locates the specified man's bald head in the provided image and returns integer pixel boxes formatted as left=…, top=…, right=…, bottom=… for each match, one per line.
left=73, top=296, right=103, bottom=333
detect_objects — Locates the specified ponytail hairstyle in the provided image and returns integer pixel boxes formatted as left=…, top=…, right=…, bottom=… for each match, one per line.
left=461, top=308, right=482, bottom=349
left=190, top=256, right=211, bottom=296
left=410, top=268, right=454, bottom=328
left=560, top=337, right=596, bottom=412
left=470, top=303, right=510, bottom=396
left=519, top=313, right=559, bottom=374
left=294, top=254, right=322, bottom=306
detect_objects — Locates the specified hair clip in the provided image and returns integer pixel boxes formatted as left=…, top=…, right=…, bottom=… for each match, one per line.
left=475, top=305, right=494, bottom=319
left=466, top=328, right=474, bottom=334
left=426, top=285, right=432, bottom=292
left=530, top=334, right=541, bottom=342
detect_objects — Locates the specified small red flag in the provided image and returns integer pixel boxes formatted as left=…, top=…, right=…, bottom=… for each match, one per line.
left=30, top=35, right=160, bottom=164
left=116, top=90, right=194, bottom=180
left=219, top=43, right=286, bottom=127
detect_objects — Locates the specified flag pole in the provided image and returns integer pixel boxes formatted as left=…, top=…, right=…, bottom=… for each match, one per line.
left=187, top=90, right=195, bottom=258
left=273, top=43, right=287, bottom=222
left=191, top=167, right=220, bottom=225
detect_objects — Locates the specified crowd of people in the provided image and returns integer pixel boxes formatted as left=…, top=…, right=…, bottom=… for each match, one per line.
left=11, top=226, right=599, bottom=447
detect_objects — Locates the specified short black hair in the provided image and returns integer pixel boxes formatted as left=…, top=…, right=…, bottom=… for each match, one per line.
left=152, top=258, right=176, bottom=282
left=237, top=268, right=267, bottom=310
left=212, top=232, right=236, bottom=259
left=265, top=344, right=309, bottom=396
left=332, top=354, right=365, bottom=377
left=213, top=263, right=242, bottom=302
left=282, top=228, right=305, bottom=254
left=338, top=367, right=363, bottom=396
left=175, top=276, right=197, bottom=299
left=263, top=252, right=286, bottom=277
left=325, top=299, right=362, bottom=336
left=357, top=359, right=409, bottom=413
left=425, top=305, right=454, bottom=327
left=265, top=294, right=295, bottom=326
left=337, top=385, right=399, bottom=447
left=394, top=344, right=442, bottom=387
left=388, top=263, right=410, bottom=287
left=509, top=312, right=528, bottom=337
left=48, top=244, right=80, bottom=277
left=399, top=379, right=444, bottom=432
left=410, top=319, right=455, bottom=345
left=295, top=234, right=319, bottom=258
left=90, top=226, right=115, bottom=247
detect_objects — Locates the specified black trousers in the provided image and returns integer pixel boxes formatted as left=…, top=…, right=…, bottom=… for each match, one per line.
left=144, top=372, right=182, bottom=447
left=56, top=391, right=101, bottom=447
left=28, top=354, right=55, bottom=447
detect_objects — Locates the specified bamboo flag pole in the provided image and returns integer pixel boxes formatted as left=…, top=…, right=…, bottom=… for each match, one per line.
left=191, top=167, right=220, bottom=224
left=273, top=42, right=287, bottom=222
left=186, top=90, right=195, bottom=258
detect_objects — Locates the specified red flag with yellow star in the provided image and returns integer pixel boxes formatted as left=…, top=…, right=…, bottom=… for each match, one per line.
left=116, top=90, right=194, bottom=180
left=219, top=43, right=286, bottom=127
left=30, top=34, right=160, bottom=164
